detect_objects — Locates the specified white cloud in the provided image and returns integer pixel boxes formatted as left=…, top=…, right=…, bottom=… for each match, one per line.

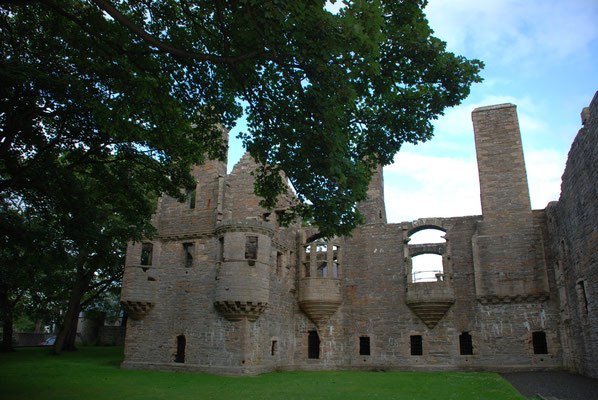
left=384, top=152, right=481, bottom=223
left=525, top=149, right=567, bottom=208
left=425, top=0, right=598, bottom=67
left=382, top=145, right=567, bottom=224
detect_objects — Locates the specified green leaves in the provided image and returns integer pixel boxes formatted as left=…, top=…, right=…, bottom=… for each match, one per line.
left=0, top=0, right=482, bottom=240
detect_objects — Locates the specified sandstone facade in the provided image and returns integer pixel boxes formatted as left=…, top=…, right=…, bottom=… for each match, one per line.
left=120, top=93, right=598, bottom=377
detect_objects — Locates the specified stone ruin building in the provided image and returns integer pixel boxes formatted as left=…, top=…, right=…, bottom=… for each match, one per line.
left=120, top=92, right=598, bottom=378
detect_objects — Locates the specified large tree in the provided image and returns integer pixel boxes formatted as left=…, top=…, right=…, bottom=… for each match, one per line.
left=1, top=0, right=482, bottom=237
left=1, top=0, right=482, bottom=352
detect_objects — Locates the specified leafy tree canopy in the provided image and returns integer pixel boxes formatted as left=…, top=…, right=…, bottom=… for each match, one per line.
left=1, top=0, right=482, bottom=238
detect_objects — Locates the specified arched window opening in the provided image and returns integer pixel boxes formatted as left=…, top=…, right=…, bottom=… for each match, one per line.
left=411, top=254, right=444, bottom=283
left=175, top=335, right=186, bottom=363
left=409, top=228, right=446, bottom=245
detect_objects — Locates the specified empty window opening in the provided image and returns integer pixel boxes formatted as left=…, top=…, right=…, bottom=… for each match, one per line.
left=317, top=262, right=328, bottom=277
left=332, top=246, right=339, bottom=278
left=408, top=228, right=446, bottom=245
left=359, top=336, right=371, bottom=356
left=276, top=252, right=283, bottom=276
left=577, top=280, right=589, bottom=315
left=245, top=236, right=258, bottom=262
left=459, top=332, right=473, bottom=355
left=183, top=243, right=194, bottom=268
left=532, top=331, right=548, bottom=354
left=308, top=330, right=320, bottom=359
left=304, top=262, right=311, bottom=278
left=175, top=335, right=186, bottom=363
left=140, top=243, right=153, bottom=266
left=218, top=237, right=224, bottom=262
left=411, top=254, right=444, bottom=283
left=262, top=212, right=271, bottom=222
left=271, top=340, right=278, bottom=356
left=186, top=187, right=196, bottom=209
left=410, top=335, right=423, bottom=356
left=315, top=242, right=327, bottom=263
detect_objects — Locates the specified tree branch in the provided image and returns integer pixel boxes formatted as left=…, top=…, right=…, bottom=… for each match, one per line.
left=88, top=0, right=264, bottom=64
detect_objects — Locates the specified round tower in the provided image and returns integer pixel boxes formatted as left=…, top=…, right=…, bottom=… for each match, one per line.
left=214, top=219, right=273, bottom=322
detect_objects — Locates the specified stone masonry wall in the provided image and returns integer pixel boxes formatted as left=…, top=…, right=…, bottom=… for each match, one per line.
left=546, top=91, right=598, bottom=378
left=120, top=99, right=595, bottom=376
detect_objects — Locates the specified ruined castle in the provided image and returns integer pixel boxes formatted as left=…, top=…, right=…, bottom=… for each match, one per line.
left=120, top=92, right=598, bottom=378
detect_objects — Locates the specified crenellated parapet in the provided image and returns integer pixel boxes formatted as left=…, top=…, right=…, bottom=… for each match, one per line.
left=213, top=219, right=274, bottom=322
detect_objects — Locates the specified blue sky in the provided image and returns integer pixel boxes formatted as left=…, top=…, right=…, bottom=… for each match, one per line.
left=228, top=0, right=598, bottom=223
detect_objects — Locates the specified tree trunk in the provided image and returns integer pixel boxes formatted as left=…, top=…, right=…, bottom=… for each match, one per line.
left=0, top=291, right=15, bottom=353
left=50, top=272, right=90, bottom=355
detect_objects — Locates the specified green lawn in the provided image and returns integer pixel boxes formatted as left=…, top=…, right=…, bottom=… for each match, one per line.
left=0, top=346, right=527, bottom=400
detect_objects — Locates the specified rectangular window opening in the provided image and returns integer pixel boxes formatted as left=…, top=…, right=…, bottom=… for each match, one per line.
left=308, top=330, right=320, bottom=359
left=317, top=262, right=327, bottom=277
left=410, top=335, right=423, bottom=356
left=140, top=243, right=153, bottom=266
left=175, top=335, right=186, bottom=363
left=359, top=336, right=371, bottom=356
left=186, top=187, right=196, bottom=209
left=459, top=332, right=473, bottom=355
left=304, top=262, right=311, bottom=278
left=245, top=236, right=258, bottom=261
left=271, top=340, right=278, bottom=356
left=183, top=242, right=194, bottom=268
left=532, top=331, right=548, bottom=354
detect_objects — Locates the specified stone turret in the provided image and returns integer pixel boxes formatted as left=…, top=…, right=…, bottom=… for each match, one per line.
left=298, top=233, right=342, bottom=325
left=120, top=241, right=159, bottom=320
left=213, top=219, right=273, bottom=321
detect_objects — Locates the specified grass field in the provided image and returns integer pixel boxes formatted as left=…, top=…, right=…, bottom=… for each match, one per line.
left=0, top=346, right=527, bottom=400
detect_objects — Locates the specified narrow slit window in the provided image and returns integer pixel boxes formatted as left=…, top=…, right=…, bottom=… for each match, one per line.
left=271, top=340, right=278, bottom=356
left=578, top=280, right=589, bottom=315
left=175, top=335, right=186, bottom=363
left=410, top=335, right=423, bottom=356
left=459, top=332, right=473, bottom=355
left=183, top=242, right=194, bottom=268
left=359, top=336, right=371, bottom=356
left=304, top=262, right=311, bottom=278
left=140, top=243, right=153, bottom=266
left=245, top=236, right=258, bottom=261
left=218, top=237, right=224, bottom=262
left=276, top=252, right=283, bottom=276
left=308, top=330, right=320, bottom=359
left=532, top=331, right=548, bottom=354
